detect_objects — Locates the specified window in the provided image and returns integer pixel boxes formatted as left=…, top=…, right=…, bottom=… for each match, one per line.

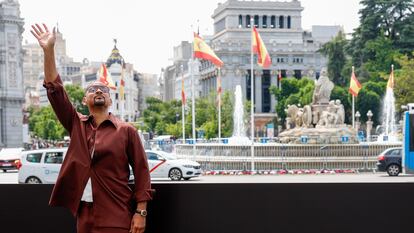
left=246, top=15, right=251, bottom=28
left=147, top=152, right=159, bottom=160
left=294, top=70, right=302, bottom=79
left=26, top=153, right=42, bottom=163
left=115, top=93, right=118, bottom=100
left=279, top=16, right=284, bottom=29
left=44, top=152, right=64, bottom=164
left=270, top=16, right=276, bottom=28
left=287, top=16, right=291, bottom=29
left=238, top=15, right=243, bottom=28
left=262, top=16, right=267, bottom=28
left=254, top=15, right=259, bottom=28
left=262, top=70, right=271, bottom=113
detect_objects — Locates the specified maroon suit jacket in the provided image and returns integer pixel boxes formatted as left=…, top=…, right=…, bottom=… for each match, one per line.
left=44, top=76, right=153, bottom=229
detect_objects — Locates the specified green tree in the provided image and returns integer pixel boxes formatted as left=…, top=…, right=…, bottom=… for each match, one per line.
left=356, top=89, right=382, bottom=124
left=349, top=0, right=414, bottom=69
left=320, top=31, right=348, bottom=86
left=394, top=53, right=414, bottom=110
left=30, top=106, right=66, bottom=140
left=270, top=78, right=315, bottom=124
left=65, top=84, right=89, bottom=115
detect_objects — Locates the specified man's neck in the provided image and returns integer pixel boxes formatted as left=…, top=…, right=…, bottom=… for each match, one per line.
left=90, top=110, right=110, bottom=127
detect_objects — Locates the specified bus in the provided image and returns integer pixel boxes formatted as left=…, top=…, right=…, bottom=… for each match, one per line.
left=402, top=104, right=414, bottom=174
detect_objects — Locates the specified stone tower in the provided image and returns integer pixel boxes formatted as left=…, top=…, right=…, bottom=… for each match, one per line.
left=0, top=0, right=24, bottom=147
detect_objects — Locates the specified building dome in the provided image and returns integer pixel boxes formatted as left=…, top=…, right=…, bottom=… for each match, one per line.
left=106, top=40, right=125, bottom=68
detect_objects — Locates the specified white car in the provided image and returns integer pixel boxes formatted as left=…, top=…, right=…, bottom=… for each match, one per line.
left=145, top=150, right=201, bottom=181
left=0, top=147, right=24, bottom=172
left=18, top=148, right=67, bottom=184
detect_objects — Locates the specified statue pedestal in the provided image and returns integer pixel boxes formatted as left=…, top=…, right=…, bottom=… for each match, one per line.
left=278, top=126, right=358, bottom=144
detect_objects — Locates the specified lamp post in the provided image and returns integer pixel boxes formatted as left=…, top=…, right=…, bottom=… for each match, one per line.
left=366, top=110, right=373, bottom=142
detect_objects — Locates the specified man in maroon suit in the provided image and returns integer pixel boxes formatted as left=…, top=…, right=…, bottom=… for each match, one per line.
left=31, top=23, right=152, bottom=233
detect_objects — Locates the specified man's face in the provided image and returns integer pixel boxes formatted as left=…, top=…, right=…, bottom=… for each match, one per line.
left=83, top=81, right=112, bottom=108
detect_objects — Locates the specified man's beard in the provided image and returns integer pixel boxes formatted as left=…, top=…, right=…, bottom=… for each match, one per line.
left=93, top=96, right=106, bottom=106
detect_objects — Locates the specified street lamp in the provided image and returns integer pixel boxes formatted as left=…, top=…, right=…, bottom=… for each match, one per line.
left=366, top=110, right=374, bottom=142
left=367, top=110, right=373, bottom=121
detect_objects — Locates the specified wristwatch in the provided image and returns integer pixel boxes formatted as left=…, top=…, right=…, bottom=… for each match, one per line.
left=135, top=209, right=148, bottom=217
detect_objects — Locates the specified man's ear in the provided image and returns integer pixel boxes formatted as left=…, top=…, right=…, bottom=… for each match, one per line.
left=82, top=96, right=87, bottom=106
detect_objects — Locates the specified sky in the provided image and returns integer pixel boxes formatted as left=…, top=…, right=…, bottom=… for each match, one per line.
left=19, top=0, right=362, bottom=75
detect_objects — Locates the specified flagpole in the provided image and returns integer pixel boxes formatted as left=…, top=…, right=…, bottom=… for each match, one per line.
left=191, top=58, right=196, bottom=160
left=352, top=66, right=355, bottom=129
left=250, top=17, right=255, bottom=172
left=218, top=68, right=222, bottom=143
left=181, top=64, right=185, bottom=143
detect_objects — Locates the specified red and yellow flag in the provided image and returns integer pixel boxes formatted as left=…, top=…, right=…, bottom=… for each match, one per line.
left=181, top=77, right=186, bottom=105
left=193, top=33, right=223, bottom=67
left=98, top=63, right=116, bottom=90
left=252, top=27, right=271, bottom=68
left=349, top=68, right=362, bottom=97
left=387, top=66, right=394, bottom=90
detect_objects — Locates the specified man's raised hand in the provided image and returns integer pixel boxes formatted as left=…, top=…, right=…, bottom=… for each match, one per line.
left=30, top=23, right=56, bottom=51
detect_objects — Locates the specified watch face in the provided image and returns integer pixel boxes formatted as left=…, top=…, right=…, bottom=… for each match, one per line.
left=141, top=210, right=147, bottom=216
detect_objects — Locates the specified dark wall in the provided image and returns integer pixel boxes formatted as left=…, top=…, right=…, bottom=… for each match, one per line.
left=0, top=183, right=413, bottom=233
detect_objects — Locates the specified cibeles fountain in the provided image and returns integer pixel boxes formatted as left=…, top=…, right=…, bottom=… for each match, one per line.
left=278, top=68, right=358, bottom=144
left=174, top=68, right=400, bottom=172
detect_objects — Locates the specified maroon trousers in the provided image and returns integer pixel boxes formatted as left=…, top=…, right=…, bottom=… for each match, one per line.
left=77, top=202, right=130, bottom=233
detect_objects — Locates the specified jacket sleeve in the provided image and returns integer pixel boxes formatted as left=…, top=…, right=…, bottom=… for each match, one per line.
left=43, top=75, right=77, bottom=133
left=127, top=126, right=153, bottom=202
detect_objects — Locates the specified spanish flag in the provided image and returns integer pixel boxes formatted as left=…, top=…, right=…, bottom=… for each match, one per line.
left=193, top=33, right=223, bottom=67
left=98, top=63, right=116, bottom=90
left=387, top=65, right=394, bottom=90
left=349, top=67, right=362, bottom=97
left=252, top=27, right=271, bottom=68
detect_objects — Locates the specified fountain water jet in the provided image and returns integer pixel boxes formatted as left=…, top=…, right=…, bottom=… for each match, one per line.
left=228, top=85, right=251, bottom=145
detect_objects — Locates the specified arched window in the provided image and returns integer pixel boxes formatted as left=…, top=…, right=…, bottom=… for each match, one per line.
left=239, top=15, right=243, bottom=28
left=254, top=15, right=259, bottom=28
left=270, top=16, right=276, bottom=28
left=287, top=16, right=291, bottom=29
left=262, top=16, right=267, bottom=28
left=279, top=16, right=284, bottom=28
left=246, top=15, right=251, bottom=28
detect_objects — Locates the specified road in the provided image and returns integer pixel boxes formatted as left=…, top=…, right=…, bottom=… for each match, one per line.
left=2, top=170, right=414, bottom=184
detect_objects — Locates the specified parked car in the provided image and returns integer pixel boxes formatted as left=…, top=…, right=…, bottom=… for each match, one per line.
left=18, top=148, right=68, bottom=184
left=0, top=148, right=24, bottom=172
left=376, top=147, right=402, bottom=176
left=146, top=150, right=201, bottom=181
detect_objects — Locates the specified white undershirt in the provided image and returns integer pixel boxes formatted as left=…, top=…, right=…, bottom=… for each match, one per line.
left=81, top=178, right=93, bottom=202
left=81, top=145, right=95, bottom=202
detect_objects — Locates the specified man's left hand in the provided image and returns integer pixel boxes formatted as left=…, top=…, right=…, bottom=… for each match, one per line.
left=129, top=214, right=146, bottom=233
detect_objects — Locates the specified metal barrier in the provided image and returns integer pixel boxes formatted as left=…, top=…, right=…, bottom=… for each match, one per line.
left=175, top=143, right=401, bottom=171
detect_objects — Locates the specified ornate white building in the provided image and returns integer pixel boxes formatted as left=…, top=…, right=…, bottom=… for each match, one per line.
left=99, top=44, right=139, bottom=122
left=0, top=0, right=24, bottom=147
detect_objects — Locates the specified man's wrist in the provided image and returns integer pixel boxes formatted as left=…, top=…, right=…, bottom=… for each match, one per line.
left=135, top=209, right=147, bottom=217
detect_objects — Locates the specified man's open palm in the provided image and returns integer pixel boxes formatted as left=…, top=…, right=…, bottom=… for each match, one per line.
left=30, top=24, right=55, bottom=51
